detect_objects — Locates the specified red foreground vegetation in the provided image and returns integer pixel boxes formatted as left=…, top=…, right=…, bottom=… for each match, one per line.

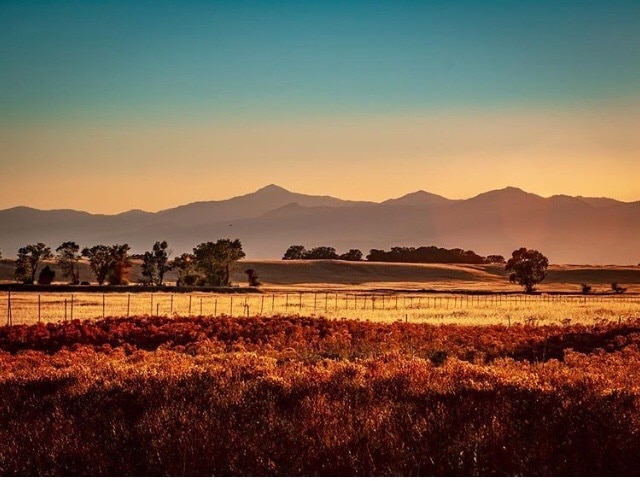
left=2, top=315, right=640, bottom=475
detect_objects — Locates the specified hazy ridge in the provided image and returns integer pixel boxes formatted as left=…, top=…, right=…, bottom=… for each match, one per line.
left=1, top=184, right=639, bottom=264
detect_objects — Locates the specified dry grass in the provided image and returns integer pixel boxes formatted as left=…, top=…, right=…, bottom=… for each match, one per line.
left=3, top=290, right=639, bottom=327
left=4, top=315, right=640, bottom=475
left=240, top=260, right=640, bottom=292
left=2, top=258, right=639, bottom=292
left=2, top=259, right=639, bottom=326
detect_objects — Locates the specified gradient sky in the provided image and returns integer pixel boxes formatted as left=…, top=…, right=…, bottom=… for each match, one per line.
left=1, top=0, right=639, bottom=213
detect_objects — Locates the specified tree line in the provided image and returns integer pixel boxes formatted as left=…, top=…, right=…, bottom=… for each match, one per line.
left=282, top=244, right=552, bottom=293
left=283, top=244, right=505, bottom=264
left=2, top=239, right=246, bottom=287
left=282, top=245, right=364, bottom=261
left=0, top=242, right=628, bottom=294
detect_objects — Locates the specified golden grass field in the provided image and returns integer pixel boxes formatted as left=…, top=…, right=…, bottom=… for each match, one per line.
left=1, top=259, right=639, bottom=326
left=1, top=258, right=639, bottom=292
left=3, top=289, right=640, bottom=327
left=1, top=259, right=640, bottom=475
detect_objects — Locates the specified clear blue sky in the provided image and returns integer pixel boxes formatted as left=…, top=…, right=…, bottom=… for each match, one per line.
left=1, top=0, right=640, bottom=212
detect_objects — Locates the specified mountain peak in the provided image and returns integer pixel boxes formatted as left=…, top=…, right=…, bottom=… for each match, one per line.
left=469, top=186, right=541, bottom=202
left=382, top=190, right=452, bottom=207
left=254, top=184, right=291, bottom=195
left=499, top=186, right=528, bottom=194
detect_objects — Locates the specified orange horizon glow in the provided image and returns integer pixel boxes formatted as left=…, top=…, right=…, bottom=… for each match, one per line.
left=1, top=105, right=639, bottom=214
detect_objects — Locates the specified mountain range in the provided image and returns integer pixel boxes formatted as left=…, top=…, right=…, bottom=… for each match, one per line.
left=1, top=184, right=639, bottom=264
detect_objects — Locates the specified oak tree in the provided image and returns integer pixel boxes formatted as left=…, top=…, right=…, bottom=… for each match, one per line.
left=56, top=241, right=82, bottom=284
left=505, top=247, right=549, bottom=293
left=193, top=239, right=245, bottom=286
left=15, top=243, right=53, bottom=284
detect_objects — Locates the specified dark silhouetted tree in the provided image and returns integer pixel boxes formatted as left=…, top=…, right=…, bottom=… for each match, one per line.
left=141, top=241, right=172, bottom=286
left=106, top=244, right=131, bottom=285
left=245, top=268, right=261, bottom=286
left=82, top=245, right=111, bottom=285
left=339, top=249, right=363, bottom=261
left=283, top=245, right=307, bottom=260
left=485, top=255, right=506, bottom=264
left=305, top=246, right=339, bottom=260
left=366, top=245, right=485, bottom=264
left=82, top=244, right=131, bottom=285
left=505, top=247, right=549, bottom=293
left=56, top=241, right=81, bottom=284
left=37, top=265, right=56, bottom=285
left=15, top=243, right=53, bottom=284
left=193, top=239, right=245, bottom=286
left=172, top=253, right=198, bottom=286
left=141, top=252, right=156, bottom=285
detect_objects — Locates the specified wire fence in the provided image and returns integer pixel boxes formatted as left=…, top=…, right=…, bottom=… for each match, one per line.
left=3, top=290, right=640, bottom=327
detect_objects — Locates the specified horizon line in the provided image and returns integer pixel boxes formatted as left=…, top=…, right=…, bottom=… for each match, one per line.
left=1, top=184, right=638, bottom=216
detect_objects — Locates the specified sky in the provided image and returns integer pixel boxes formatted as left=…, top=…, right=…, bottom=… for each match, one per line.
left=1, top=0, right=639, bottom=213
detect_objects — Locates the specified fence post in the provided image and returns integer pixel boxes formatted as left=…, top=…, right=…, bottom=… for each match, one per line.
left=271, top=294, right=275, bottom=312
left=7, top=290, right=11, bottom=327
left=200, top=298, right=203, bottom=316
left=70, top=294, right=74, bottom=320
left=260, top=296, right=264, bottom=315
left=314, top=292, right=317, bottom=313
left=214, top=298, right=218, bottom=316
left=38, top=294, right=41, bottom=324
left=156, top=303, right=159, bottom=316
left=230, top=296, right=233, bottom=316
left=102, top=294, right=105, bottom=319
left=170, top=295, right=174, bottom=315
left=127, top=294, right=131, bottom=317
left=64, top=299, right=68, bottom=321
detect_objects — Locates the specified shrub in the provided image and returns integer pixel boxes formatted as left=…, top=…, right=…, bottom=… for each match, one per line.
left=37, top=265, right=56, bottom=285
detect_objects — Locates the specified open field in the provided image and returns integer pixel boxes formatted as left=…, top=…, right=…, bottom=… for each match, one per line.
left=240, top=260, right=640, bottom=293
left=2, top=259, right=639, bottom=292
left=3, top=314, right=640, bottom=475
left=2, top=259, right=640, bottom=475
left=3, top=290, right=640, bottom=326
